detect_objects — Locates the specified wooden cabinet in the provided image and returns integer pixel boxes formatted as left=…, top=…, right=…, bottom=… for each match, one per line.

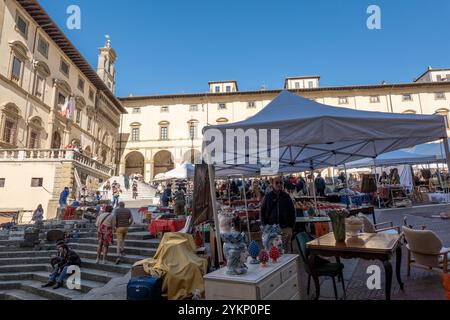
left=204, top=254, right=301, bottom=300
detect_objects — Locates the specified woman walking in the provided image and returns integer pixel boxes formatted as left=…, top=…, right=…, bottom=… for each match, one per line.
left=95, top=205, right=114, bottom=264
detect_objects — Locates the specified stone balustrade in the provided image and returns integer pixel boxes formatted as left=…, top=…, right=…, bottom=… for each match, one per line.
left=0, top=149, right=114, bottom=176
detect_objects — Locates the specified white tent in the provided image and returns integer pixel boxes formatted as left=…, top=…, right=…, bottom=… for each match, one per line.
left=342, top=149, right=442, bottom=169
left=153, top=162, right=195, bottom=181
left=203, top=91, right=449, bottom=176
left=200, top=91, right=449, bottom=266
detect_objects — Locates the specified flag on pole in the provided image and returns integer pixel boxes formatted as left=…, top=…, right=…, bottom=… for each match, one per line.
left=66, top=97, right=73, bottom=119
left=61, top=97, right=69, bottom=117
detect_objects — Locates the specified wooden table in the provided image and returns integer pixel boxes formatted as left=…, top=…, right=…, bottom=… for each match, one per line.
left=204, top=254, right=301, bottom=300
left=296, top=216, right=331, bottom=224
left=307, top=232, right=404, bottom=300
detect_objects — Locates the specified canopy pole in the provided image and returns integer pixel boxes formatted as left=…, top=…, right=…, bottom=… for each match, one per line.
left=228, top=176, right=231, bottom=206
left=241, top=175, right=252, bottom=242
left=442, top=138, right=450, bottom=200
left=207, top=164, right=224, bottom=266
left=310, top=170, right=319, bottom=216
left=373, top=159, right=382, bottom=209
left=344, top=163, right=351, bottom=209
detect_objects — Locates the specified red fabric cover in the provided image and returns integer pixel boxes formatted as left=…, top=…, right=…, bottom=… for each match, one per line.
left=149, top=218, right=186, bottom=236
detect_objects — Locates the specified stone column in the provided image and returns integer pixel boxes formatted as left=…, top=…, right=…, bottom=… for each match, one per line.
left=45, top=80, right=59, bottom=148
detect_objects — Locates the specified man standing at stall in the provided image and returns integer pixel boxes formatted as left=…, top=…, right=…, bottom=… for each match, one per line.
left=261, top=176, right=296, bottom=253
left=315, top=173, right=326, bottom=197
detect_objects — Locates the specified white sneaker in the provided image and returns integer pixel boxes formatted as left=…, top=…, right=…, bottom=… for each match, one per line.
left=102, top=259, right=107, bottom=265
left=95, top=258, right=100, bottom=264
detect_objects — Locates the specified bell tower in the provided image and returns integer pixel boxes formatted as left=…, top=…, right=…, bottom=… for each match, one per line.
left=97, top=35, right=117, bottom=94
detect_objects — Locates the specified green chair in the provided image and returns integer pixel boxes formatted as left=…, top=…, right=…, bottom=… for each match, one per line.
left=296, top=232, right=346, bottom=300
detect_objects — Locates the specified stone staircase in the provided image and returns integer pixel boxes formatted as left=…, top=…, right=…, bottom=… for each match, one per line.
left=100, top=176, right=158, bottom=203
left=0, top=222, right=159, bottom=300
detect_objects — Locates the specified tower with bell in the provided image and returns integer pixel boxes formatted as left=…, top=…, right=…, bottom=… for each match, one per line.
left=97, top=35, right=117, bottom=94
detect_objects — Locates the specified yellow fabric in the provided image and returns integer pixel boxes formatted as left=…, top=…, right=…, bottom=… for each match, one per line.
left=133, top=233, right=208, bottom=300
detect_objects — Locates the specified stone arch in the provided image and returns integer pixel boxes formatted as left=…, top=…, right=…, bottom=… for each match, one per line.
left=0, top=102, right=22, bottom=118
left=9, top=40, right=30, bottom=60
left=153, top=150, right=174, bottom=178
left=34, top=61, right=51, bottom=76
left=402, top=109, right=416, bottom=114
left=84, top=145, right=92, bottom=157
left=55, top=79, right=72, bottom=95
left=435, top=108, right=450, bottom=128
left=125, top=151, right=145, bottom=176
left=216, top=117, right=229, bottom=124
left=183, top=149, right=202, bottom=164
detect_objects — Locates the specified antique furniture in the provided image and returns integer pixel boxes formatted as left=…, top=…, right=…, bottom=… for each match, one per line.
left=358, top=213, right=400, bottom=235
left=204, top=254, right=300, bottom=300
left=307, top=232, right=404, bottom=300
left=402, top=227, right=449, bottom=275
left=296, top=232, right=345, bottom=300
left=348, top=206, right=376, bottom=225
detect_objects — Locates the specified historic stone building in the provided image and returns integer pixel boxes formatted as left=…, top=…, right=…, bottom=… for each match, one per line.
left=119, top=69, right=450, bottom=183
left=0, top=0, right=126, bottom=218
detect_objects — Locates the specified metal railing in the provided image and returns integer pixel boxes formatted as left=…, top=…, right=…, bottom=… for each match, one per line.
left=0, top=149, right=114, bottom=176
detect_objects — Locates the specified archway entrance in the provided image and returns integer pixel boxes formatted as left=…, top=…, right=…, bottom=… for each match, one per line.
left=153, top=150, right=174, bottom=178
left=51, top=131, right=62, bottom=149
left=125, top=151, right=145, bottom=176
left=182, top=149, right=202, bottom=164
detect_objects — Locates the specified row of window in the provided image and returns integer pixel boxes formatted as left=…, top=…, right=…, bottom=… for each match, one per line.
left=294, top=81, right=315, bottom=89
left=337, top=93, right=446, bottom=105
left=214, top=85, right=233, bottom=93
left=13, top=12, right=95, bottom=101
left=130, top=121, right=199, bottom=142
left=131, top=102, right=257, bottom=114
left=0, top=177, right=43, bottom=188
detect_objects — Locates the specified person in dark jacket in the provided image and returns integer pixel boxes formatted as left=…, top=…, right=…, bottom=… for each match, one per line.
left=42, top=242, right=81, bottom=289
left=260, top=176, right=296, bottom=253
left=315, top=173, right=326, bottom=197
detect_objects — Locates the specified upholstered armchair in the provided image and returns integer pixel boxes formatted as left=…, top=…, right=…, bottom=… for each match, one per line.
left=358, top=213, right=400, bottom=235
left=402, top=226, right=449, bottom=275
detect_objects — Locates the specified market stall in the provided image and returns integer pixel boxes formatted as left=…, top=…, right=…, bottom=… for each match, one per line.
left=199, top=91, right=449, bottom=298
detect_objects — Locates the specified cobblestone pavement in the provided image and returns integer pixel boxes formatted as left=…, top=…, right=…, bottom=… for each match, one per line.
left=297, top=204, right=450, bottom=300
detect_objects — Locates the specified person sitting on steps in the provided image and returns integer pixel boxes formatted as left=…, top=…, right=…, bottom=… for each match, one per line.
left=42, top=241, right=81, bottom=290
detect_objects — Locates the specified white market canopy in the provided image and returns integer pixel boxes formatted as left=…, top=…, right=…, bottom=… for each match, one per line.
left=153, top=162, right=195, bottom=181
left=203, top=91, right=448, bottom=177
left=342, top=149, right=443, bottom=169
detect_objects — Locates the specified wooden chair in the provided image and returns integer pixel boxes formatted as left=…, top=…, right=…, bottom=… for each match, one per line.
left=358, top=213, right=400, bottom=235
left=402, top=226, right=449, bottom=275
left=296, top=232, right=346, bottom=300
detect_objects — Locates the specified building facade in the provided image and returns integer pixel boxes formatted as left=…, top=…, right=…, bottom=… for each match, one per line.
left=0, top=0, right=126, bottom=218
left=119, top=71, right=450, bottom=182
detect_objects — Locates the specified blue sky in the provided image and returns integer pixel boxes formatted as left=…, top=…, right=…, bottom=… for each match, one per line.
left=39, top=0, right=450, bottom=98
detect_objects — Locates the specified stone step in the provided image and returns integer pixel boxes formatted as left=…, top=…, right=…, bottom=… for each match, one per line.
left=0, top=250, right=145, bottom=266
left=75, top=237, right=160, bottom=249
left=69, top=243, right=156, bottom=257
left=81, top=258, right=132, bottom=275
left=0, top=280, right=85, bottom=300
left=75, top=249, right=147, bottom=265
left=0, top=272, right=104, bottom=294
left=0, top=257, right=49, bottom=266
left=0, top=289, right=49, bottom=300
left=0, top=264, right=47, bottom=273
left=0, top=250, right=55, bottom=258
left=0, top=264, right=122, bottom=284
